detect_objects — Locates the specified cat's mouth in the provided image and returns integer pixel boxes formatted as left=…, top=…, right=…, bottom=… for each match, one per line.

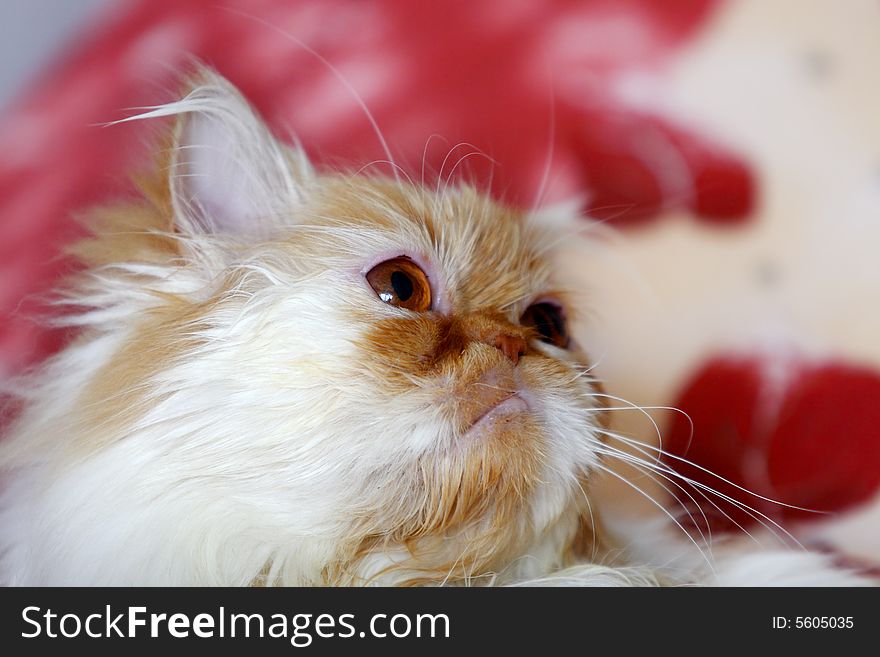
left=447, top=365, right=535, bottom=440
left=462, top=393, right=530, bottom=439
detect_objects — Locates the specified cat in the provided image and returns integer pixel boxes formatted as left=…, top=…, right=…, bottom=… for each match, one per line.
left=0, top=69, right=869, bottom=586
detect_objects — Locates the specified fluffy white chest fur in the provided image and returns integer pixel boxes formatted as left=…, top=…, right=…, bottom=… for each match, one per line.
left=0, top=70, right=869, bottom=587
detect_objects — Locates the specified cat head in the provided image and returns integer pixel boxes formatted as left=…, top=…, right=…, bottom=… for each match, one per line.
left=6, top=70, right=606, bottom=585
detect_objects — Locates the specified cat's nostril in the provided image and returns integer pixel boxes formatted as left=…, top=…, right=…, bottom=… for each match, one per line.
left=493, top=333, right=527, bottom=365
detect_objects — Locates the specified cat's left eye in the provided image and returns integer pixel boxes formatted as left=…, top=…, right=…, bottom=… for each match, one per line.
left=366, top=257, right=432, bottom=312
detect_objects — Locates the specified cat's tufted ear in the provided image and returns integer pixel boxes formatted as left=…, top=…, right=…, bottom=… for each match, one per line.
left=132, top=69, right=312, bottom=240
left=169, top=71, right=313, bottom=239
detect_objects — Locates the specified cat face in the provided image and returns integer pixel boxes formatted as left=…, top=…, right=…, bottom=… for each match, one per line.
left=262, top=177, right=606, bottom=582
left=1, top=70, right=605, bottom=585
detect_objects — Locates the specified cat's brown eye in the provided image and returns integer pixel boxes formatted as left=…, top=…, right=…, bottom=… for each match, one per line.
left=521, top=302, right=569, bottom=349
left=366, top=257, right=432, bottom=312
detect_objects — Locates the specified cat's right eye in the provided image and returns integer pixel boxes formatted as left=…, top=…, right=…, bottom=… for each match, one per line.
left=366, top=257, right=432, bottom=312
left=521, top=301, right=569, bottom=349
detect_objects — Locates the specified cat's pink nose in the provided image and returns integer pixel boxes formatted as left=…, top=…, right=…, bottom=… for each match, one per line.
left=493, top=333, right=527, bottom=365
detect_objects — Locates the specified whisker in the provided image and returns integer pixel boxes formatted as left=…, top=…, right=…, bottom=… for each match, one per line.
left=420, top=133, right=444, bottom=190
left=595, top=429, right=807, bottom=550
left=598, top=451, right=713, bottom=547
left=593, top=442, right=771, bottom=550
left=591, top=461, right=715, bottom=575
left=544, top=462, right=602, bottom=564
left=530, top=70, right=557, bottom=214
left=586, top=391, right=669, bottom=451
left=354, top=159, right=416, bottom=187
left=437, top=142, right=493, bottom=189
left=606, top=430, right=826, bottom=517
left=220, top=6, right=400, bottom=184
left=440, top=151, right=497, bottom=199
left=573, top=357, right=606, bottom=377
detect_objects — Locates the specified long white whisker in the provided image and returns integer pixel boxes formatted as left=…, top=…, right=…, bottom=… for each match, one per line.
left=592, top=462, right=716, bottom=575
left=221, top=6, right=400, bottom=184
left=596, top=429, right=807, bottom=550
left=354, top=159, right=415, bottom=187
left=594, top=440, right=783, bottom=549
left=606, top=431, right=826, bottom=516
left=420, top=133, right=444, bottom=190
left=592, top=444, right=714, bottom=548
left=440, top=151, right=496, bottom=198
left=530, top=72, right=556, bottom=213
left=587, top=392, right=670, bottom=452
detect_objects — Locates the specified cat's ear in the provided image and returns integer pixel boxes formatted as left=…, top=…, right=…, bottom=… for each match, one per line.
left=169, top=71, right=313, bottom=239
left=132, top=69, right=312, bottom=239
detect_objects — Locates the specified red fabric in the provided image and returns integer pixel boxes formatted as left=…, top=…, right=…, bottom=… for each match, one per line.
left=666, top=357, right=880, bottom=530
